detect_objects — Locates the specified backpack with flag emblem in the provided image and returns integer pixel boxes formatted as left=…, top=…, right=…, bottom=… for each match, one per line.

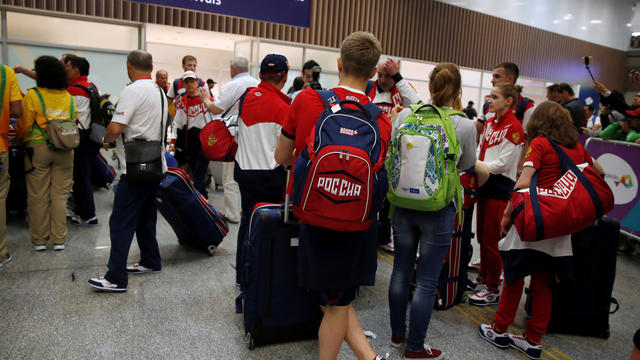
left=291, top=90, right=387, bottom=232
left=386, top=104, right=463, bottom=212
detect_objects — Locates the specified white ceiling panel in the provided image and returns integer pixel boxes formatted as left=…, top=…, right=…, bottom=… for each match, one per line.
left=438, top=0, right=636, bottom=51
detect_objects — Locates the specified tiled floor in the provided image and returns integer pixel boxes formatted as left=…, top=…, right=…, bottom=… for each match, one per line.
left=1, top=162, right=638, bottom=359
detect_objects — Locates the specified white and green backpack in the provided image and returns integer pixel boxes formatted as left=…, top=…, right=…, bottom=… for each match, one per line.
left=386, top=104, right=464, bottom=212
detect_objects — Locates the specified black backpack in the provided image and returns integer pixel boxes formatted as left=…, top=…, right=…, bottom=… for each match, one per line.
left=70, top=83, right=114, bottom=127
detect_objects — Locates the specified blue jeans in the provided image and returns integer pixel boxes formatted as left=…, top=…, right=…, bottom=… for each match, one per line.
left=388, top=204, right=456, bottom=352
left=105, top=175, right=161, bottom=287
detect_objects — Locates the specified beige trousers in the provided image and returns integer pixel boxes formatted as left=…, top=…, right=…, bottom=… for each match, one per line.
left=0, top=151, right=8, bottom=257
left=25, top=143, right=74, bottom=245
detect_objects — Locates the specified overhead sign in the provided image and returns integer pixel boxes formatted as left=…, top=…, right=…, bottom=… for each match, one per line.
left=130, top=0, right=311, bottom=28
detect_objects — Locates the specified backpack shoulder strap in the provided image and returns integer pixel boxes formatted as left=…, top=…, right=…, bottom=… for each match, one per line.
left=365, top=80, right=375, bottom=98
left=315, top=89, right=338, bottom=109
left=69, top=92, right=76, bottom=121
left=0, top=66, right=7, bottom=111
left=237, top=87, right=254, bottom=118
left=516, top=97, right=532, bottom=120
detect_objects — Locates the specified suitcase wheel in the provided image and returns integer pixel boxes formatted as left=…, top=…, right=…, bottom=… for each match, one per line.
left=207, top=245, right=217, bottom=256
left=245, top=332, right=255, bottom=350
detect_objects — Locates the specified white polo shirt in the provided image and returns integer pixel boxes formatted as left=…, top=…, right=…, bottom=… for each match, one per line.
left=112, top=78, right=169, bottom=175
left=214, top=72, right=259, bottom=117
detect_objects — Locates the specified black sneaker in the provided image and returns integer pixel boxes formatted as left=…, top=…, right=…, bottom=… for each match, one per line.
left=126, top=263, right=161, bottom=275
left=478, top=324, right=509, bottom=349
left=508, top=334, right=542, bottom=360
left=70, top=215, right=98, bottom=226
left=88, top=277, right=127, bottom=292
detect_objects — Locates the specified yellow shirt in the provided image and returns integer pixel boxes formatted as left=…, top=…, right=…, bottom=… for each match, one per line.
left=0, top=65, right=24, bottom=152
left=17, top=88, right=77, bottom=145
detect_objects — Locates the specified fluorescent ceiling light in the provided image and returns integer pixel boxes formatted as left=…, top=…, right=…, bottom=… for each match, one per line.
left=633, top=32, right=640, bottom=36
left=590, top=20, right=602, bottom=24
left=553, top=20, right=559, bottom=24
left=628, top=23, right=633, bottom=27
left=581, top=26, right=587, bottom=30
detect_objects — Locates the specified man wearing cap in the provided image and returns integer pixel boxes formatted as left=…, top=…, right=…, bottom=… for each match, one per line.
left=206, top=78, right=217, bottom=98
left=600, top=108, right=640, bottom=144
left=171, top=70, right=215, bottom=197
left=232, top=54, right=291, bottom=284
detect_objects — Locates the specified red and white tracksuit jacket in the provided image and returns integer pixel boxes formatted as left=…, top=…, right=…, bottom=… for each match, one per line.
left=476, top=110, right=524, bottom=290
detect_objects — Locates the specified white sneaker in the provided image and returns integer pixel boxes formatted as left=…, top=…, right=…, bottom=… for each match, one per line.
left=126, top=263, right=160, bottom=275
left=468, top=260, right=481, bottom=272
left=469, top=288, right=500, bottom=306
left=508, top=334, right=542, bottom=360
left=478, top=323, right=509, bottom=349
left=380, top=241, right=395, bottom=253
left=52, top=244, right=66, bottom=251
left=33, top=244, right=47, bottom=251
left=88, top=277, right=126, bottom=292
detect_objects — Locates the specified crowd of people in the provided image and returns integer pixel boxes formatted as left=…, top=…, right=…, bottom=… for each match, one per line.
left=1, top=30, right=638, bottom=360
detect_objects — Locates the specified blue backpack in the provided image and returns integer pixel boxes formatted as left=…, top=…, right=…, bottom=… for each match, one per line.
left=292, top=90, right=387, bottom=231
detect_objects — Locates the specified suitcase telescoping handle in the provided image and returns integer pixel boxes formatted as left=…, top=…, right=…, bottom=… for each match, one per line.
left=283, top=167, right=296, bottom=225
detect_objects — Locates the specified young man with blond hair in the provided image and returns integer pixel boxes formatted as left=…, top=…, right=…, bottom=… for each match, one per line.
left=275, top=31, right=390, bottom=360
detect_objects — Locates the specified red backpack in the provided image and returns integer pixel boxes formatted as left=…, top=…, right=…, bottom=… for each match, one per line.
left=291, top=90, right=387, bottom=232
left=199, top=120, right=237, bottom=162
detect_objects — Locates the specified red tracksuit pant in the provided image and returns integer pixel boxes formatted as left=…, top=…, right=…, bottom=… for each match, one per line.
left=493, top=270, right=553, bottom=344
left=476, top=197, right=506, bottom=291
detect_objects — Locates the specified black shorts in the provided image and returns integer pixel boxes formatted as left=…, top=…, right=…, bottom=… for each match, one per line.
left=298, top=222, right=378, bottom=291
left=313, top=287, right=360, bottom=306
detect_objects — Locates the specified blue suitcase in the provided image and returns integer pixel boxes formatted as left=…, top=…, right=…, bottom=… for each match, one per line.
left=91, top=152, right=116, bottom=189
left=157, top=167, right=228, bottom=256
left=237, top=202, right=322, bottom=349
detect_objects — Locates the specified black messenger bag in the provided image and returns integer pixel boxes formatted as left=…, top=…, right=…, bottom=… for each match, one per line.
left=124, top=87, right=166, bottom=182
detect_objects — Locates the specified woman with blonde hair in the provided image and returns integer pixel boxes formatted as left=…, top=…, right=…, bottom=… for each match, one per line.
left=478, top=101, right=603, bottom=359
left=387, top=62, right=477, bottom=359
left=469, top=82, right=525, bottom=307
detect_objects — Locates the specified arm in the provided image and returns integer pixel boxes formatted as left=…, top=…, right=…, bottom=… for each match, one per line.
left=592, top=160, right=605, bottom=175
left=501, top=166, right=536, bottom=233
left=455, top=117, right=478, bottom=171
left=15, top=93, right=34, bottom=140
left=274, top=133, right=295, bottom=166
left=10, top=101, right=22, bottom=118
left=103, top=122, right=127, bottom=143
left=483, top=139, right=524, bottom=175
left=13, top=65, right=36, bottom=80
left=198, top=86, right=224, bottom=114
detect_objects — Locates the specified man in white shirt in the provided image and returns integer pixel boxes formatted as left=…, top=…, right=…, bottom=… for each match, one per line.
left=89, top=50, right=169, bottom=292
left=199, top=57, right=259, bottom=223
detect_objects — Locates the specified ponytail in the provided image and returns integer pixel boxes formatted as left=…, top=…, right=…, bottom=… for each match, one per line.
left=429, top=63, right=461, bottom=107
left=493, top=82, right=520, bottom=107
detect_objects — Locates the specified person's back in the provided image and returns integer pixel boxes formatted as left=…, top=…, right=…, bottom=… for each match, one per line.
left=387, top=63, right=476, bottom=360
left=233, top=54, right=291, bottom=286
left=0, top=64, right=22, bottom=268
left=275, top=31, right=390, bottom=360
left=16, top=56, right=76, bottom=252
left=89, top=50, right=168, bottom=292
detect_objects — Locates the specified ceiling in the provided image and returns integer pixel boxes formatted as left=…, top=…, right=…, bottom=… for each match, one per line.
left=438, top=0, right=637, bottom=51
left=145, top=24, right=251, bottom=51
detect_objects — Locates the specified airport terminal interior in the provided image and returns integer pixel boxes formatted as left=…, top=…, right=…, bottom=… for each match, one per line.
left=2, top=0, right=640, bottom=359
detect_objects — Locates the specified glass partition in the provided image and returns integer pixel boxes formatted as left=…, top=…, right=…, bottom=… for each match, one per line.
left=7, top=12, right=138, bottom=51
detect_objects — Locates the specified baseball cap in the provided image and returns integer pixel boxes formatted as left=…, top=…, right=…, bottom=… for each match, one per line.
left=625, top=108, right=640, bottom=118
left=182, top=70, right=197, bottom=80
left=260, top=54, right=289, bottom=76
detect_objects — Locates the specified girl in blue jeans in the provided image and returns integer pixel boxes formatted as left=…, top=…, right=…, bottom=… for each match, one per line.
left=387, top=62, right=477, bottom=360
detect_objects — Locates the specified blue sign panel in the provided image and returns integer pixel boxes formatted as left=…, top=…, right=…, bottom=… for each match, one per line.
left=130, top=0, right=311, bottom=28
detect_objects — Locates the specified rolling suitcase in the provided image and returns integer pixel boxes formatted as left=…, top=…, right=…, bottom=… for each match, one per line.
left=545, top=218, right=620, bottom=338
left=7, top=145, right=27, bottom=216
left=90, top=152, right=116, bottom=189
left=435, top=206, right=474, bottom=310
left=237, top=202, right=322, bottom=349
left=157, top=167, right=228, bottom=256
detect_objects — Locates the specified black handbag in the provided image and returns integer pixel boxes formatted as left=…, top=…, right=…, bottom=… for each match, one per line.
left=124, top=87, right=166, bottom=182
